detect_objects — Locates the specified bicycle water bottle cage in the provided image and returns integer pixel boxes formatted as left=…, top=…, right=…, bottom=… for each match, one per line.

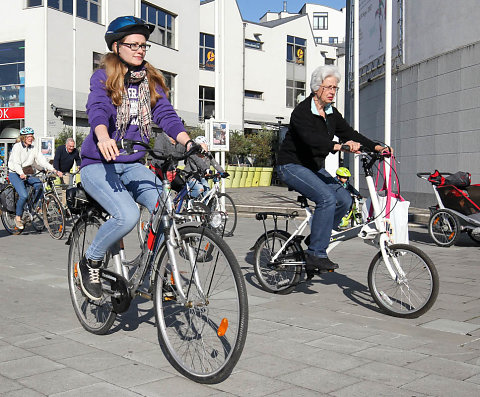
left=297, top=196, right=308, bottom=208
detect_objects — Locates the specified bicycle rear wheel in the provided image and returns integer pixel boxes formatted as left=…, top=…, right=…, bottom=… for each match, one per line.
left=208, top=193, right=237, bottom=237
left=43, top=193, right=66, bottom=239
left=153, top=226, right=248, bottom=384
left=1, top=209, right=22, bottom=235
left=68, top=217, right=116, bottom=334
left=137, top=204, right=150, bottom=245
left=253, top=230, right=303, bottom=294
left=368, top=244, right=439, bottom=318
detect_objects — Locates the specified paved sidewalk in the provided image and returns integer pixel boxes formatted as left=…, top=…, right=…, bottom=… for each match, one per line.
left=1, top=188, right=480, bottom=396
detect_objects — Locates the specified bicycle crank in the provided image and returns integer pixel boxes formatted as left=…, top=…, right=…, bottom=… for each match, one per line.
left=102, top=269, right=131, bottom=313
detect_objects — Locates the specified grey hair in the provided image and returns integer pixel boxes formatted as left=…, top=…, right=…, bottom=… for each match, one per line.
left=66, top=138, right=75, bottom=145
left=310, top=65, right=341, bottom=92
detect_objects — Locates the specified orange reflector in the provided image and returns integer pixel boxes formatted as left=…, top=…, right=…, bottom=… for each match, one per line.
left=433, top=218, right=439, bottom=225
left=74, top=262, right=78, bottom=278
left=448, top=232, right=455, bottom=240
left=170, top=273, right=175, bottom=285
left=217, top=318, right=228, bottom=337
left=59, top=225, right=63, bottom=232
left=204, top=242, right=210, bottom=251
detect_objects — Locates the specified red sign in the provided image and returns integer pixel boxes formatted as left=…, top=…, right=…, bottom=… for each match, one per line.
left=0, top=107, right=25, bottom=120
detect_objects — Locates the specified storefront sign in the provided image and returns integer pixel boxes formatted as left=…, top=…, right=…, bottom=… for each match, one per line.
left=0, top=107, right=25, bottom=120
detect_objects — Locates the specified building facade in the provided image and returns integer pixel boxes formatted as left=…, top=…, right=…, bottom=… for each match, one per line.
left=345, top=0, right=480, bottom=207
left=0, top=0, right=344, bottom=169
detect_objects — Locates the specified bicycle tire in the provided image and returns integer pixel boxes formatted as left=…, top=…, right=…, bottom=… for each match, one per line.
left=153, top=225, right=248, bottom=384
left=208, top=193, right=237, bottom=237
left=68, top=217, right=116, bottom=334
left=43, top=193, right=66, bottom=239
left=428, top=209, right=461, bottom=247
left=253, top=230, right=303, bottom=294
left=30, top=199, right=45, bottom=232
left=137, top=204, right=150, bottom=245
left=368, top=244, right=439, bottom=318
left=1, top=209, right=23, bottom=235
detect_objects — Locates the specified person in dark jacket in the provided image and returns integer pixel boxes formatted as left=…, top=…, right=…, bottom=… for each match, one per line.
left=53, top=138, right=81, bottom=174
left=77, top=16, right=203, bottom=301
left=277, top=65, right=389, bottom=277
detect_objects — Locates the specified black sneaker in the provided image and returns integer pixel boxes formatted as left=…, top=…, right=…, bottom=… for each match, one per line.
left=305, top=254, right=339, bottom=279
left=78, top=256, right=103, bottom=301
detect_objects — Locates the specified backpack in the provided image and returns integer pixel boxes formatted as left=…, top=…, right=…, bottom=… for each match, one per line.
left=428, top=170, right=471, bottom=188
left=0, top=184, right=18, bottom=214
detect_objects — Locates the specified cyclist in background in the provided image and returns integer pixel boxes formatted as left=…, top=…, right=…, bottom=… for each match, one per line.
left=7, top=127, right=61, bottom=230
left=184, top=136, right=224, bottom=198
left=78, top=16, right=204, bottom=301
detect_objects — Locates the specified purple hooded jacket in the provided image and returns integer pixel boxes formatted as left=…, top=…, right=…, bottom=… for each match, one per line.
left=81, top=68, right=185, bottom=167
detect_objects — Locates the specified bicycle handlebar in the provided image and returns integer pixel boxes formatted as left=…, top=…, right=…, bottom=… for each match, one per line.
left=117, top=139, right=203, bottom=162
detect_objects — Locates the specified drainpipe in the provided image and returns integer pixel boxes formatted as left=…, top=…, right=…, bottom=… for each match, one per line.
left=242, top=22, right=246, bottom=132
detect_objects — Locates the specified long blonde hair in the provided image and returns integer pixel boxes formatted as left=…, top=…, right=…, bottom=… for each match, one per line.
left=100, top=53, right=169, bottom=108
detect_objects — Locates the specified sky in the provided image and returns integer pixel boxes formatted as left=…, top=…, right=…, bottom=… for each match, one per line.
left=236, top=0, right=347, bottom=23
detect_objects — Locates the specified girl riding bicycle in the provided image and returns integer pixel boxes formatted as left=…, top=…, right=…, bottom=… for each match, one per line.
left=276, top=65, right=390, bottom=276
left=7, top=127, right=61, bottom=230
left=78, top=16, right=204, bottom=301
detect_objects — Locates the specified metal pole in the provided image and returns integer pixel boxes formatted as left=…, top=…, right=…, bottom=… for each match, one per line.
left=385, top=0, right=392, bottom=147
left=43, top=3, right=48, bottom=137
left=353, top=0, right=360, bottom=191
left=72, top=0, right=77, bottom=147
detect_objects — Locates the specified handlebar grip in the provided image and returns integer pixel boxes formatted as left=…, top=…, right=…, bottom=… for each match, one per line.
left=341, top=144, right=351, bottom=151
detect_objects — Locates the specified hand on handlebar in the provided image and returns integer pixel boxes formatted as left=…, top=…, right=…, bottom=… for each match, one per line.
left=98, top=138, right=120, bottom=161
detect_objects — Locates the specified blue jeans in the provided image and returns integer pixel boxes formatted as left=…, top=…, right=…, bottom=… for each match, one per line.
left=80, top=162, right=161, bottom=261
left=9, top=172, right=43, bottom=216
left=188, top=177, right=210, bottom=198
left=276, top=164, right=352, bottom=257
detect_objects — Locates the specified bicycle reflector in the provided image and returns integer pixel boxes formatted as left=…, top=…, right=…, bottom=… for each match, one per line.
left=217, top=318, right=229, bottom=337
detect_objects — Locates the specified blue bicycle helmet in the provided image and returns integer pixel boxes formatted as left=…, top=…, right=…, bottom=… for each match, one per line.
left=20, top=127, right=34, bottom=135
left=105, top=16, right=155, bottom=51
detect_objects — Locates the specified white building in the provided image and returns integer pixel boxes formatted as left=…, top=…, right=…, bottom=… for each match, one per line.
left=0, top=0, right=344, bottom=168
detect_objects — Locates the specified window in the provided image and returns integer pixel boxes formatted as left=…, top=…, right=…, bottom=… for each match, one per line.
left=329, top=37, right=339, bottom=44
left=287, top=36, right=306, bottom=65
left=314, top=37, right=322, bottom=44
left=160, top=70, right=175, bottom=106
left=245, top=39, right=262, bottom=50
left=141, top=2, right=175, bottom=48
left=27, top=0, right=43, bottom=6
left=244, top=90, right=263, bottom=99
left=325, top=58, right=335, bottom=65
left=286, top=80, right=305, bottom=108
left=0, top=41, right=25, bottom=108
left=199, top=33, right=215, bottom=70
left=77, top=0, right=101, bottom=23
left=93, top=52, right=102, bottom=71
left=47, top=0, right=73, bottom=14
left=199, top=86, right=214, bottom=121
left=313, top=12, right=328, bottom=30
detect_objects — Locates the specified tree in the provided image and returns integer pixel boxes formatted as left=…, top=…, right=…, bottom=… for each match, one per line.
left=55, top=126, right=86, bottom=150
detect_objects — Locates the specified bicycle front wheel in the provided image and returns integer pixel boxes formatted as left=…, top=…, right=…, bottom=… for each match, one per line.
left=68, top=217, right=116, bottom=334
left=208, top=193, right=237, bottom=237
left=254, top=230, right=303, bottom=294
left=368, top=244, right=439, bottom=318
left=153, top=226, right=248, bottom=384
left=43, top=193, right=66, bottom=239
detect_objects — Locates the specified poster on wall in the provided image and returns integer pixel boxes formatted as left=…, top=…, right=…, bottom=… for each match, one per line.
left=40, top=137, right=55, bottom=160
left=207, top=120, right=229, bottom=152
left=359, top=0, right=401, bottom=68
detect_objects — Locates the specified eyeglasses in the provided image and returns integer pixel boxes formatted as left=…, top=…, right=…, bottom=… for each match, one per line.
left=120, top=42, right=151, bottom=52
left=320, top=85, right=339, bottom=92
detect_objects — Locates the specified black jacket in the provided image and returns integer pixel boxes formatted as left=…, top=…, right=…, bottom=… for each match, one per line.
left=53, top=145, right=81, bottom=173
left=278, top=94, right=377, bottom=171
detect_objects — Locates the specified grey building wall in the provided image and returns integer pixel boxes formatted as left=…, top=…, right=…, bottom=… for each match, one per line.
left=348, top=1, right=480, bottom=209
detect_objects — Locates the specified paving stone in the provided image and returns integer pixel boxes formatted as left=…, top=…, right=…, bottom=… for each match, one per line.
left=420, top=318, right=480, bottom=335
left=28, top=340, right=100, bottom=361
left=352, top=345, right=428, bottom=366
left=58, top=351, right=132, bottom=374
left=405, top=356, right=480, bottom=380
left=402, top=373, right=480, bottom=396
left=331, top=379, right=427, bottom=396
left=50, top=382, right=141, bottom=396
left=306, top=334, right=376, bottom=354
left=279, top=366, right=360, bottom=394
left=237, top=353, right=310, bottom=378
left=17, top=367, right=100, bottom=395
left=131, top=375, right=217, bottom=397
left=93, top=362, right=172, bottom=388
left=264, top=387, right=327, bottom=396
left=0, top=374, right=23, bottom=394
left=345, top=361, right=426, bottom=387
left=0, top=356, right=64, bottom=379
left=2, top=387, right=46, bottom=397
left=212, top=370, right=293, bottom=396
left=0, top=345, right=34, bottom=362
